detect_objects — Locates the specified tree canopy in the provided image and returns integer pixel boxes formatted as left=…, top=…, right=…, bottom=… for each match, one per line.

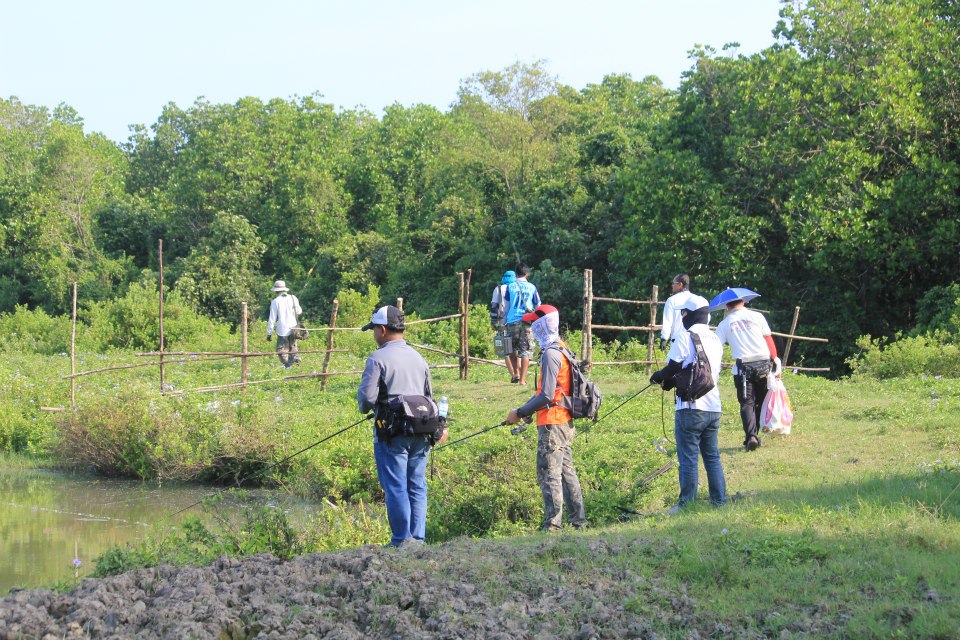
left=2, top=0, right=958, bottom=370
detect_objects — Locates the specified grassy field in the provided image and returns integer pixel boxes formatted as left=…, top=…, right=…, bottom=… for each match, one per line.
left=1, top=330, right=959, bottom=637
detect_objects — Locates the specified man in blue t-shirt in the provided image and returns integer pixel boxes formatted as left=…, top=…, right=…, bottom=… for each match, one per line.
left=503, top=264, right=541, bottom=385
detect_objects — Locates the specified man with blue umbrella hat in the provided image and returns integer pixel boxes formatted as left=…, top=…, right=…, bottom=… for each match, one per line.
left=712, top=287, right=782, bottom=451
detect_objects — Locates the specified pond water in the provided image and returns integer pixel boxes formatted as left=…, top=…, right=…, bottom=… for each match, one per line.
left=0, top=465, right=318, bottom=593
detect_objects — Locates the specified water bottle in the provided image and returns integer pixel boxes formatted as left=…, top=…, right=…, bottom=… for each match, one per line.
left=437, top=396, right=449, bottom=418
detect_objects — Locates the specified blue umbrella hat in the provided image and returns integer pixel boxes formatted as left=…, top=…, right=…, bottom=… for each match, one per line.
left=708, top=287, right=761, bottom=312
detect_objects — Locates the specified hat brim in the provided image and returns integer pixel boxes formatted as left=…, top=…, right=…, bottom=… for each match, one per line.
left=272, top=287, right=289, bottom=292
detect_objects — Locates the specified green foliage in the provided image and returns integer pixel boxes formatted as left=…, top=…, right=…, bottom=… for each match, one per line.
left=915, top=283, right=960, bottom=336
left=0, top=305, right=72, bottom=355
left=173, top=211, right=266, bottom=324
left=847, top=333, right=960, bottom=379
left=93, top=492, right=390, bottom=577
left=82, top=278, right=234, bottom=351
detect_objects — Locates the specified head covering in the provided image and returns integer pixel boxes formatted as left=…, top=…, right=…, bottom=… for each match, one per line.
left=522, top=304, right=560, bottom=349
left=501, top=270, right=517, bottom=284
left=361, top=305, right=405, bottom=332
left=679, top=295, right=711, bottom=329
left=271, top=280, right=289, bottom=292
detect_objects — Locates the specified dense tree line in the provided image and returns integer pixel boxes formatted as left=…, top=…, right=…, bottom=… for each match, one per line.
left=1, top=0, right=958, bottom=369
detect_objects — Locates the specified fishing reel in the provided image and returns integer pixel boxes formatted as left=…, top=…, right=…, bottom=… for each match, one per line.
left=510, top=415, right=533, bottom=435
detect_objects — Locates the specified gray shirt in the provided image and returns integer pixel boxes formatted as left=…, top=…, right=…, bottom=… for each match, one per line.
left=517, top=346, right=565, bottom=419
left=357, top=339, right=432, bottom=414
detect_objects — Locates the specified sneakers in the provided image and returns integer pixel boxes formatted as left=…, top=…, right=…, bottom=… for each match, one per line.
left=746, top=436, right=760, bottom=451
left=665, top=504, right=682, bottom=516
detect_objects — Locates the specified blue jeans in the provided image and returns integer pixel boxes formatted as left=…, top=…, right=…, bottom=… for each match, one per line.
left=675, top=409, right=726, bottom=507
left=373, top=434, right=431, bottom=546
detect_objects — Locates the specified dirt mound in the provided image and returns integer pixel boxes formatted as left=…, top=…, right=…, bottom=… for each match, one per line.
left=0, top=535, right=739, bottom=639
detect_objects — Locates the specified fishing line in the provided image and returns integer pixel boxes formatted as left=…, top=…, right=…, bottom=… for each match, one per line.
left=164, top=412, right=372, bottom=520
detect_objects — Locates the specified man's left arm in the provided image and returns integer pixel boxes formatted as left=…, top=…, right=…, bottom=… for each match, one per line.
left=357, top=357, right=382, bottom=413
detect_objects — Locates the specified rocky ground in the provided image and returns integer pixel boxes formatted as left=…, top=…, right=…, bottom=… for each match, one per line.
left=0, top=534, right=831, bottom=639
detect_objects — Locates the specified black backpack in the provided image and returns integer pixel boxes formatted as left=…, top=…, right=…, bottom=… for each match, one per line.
left=674, top=332, right=716, bottom=402
left=548, top=344, right=602, bottom=422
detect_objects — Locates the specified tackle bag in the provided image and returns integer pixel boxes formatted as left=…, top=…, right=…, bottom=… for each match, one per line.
left=674, top=332, right=715, bottom=402
left=493, top=329, right=513, bottom=357
left=377, top=394, right=447, bottom=443
left=761, top=374, right=793, bottom=435
left=548, top=344, right=602, bottom=421
left=292, top=321, right=309, bottom=341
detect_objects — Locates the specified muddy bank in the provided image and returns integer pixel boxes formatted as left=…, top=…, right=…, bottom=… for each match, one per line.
left=0, top=534, right=825, bottom=639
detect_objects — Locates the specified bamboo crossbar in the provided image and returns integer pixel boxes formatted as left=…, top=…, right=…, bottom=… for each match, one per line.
left=170, top=369, right=367, bottom=395
left=136, top=349, right=348, bottom=357
left=592, top=296, right=664, bottom=306
left=770, top=331, right=828, bottom=343
left=301, top=312, right=463, bottom=332
left=64, top=355, right=239, bottom=378
left=406, top=341, right=459, bottom=358
left=405, top=313, right=462, bottom=325
left=591, top=324, right=659, bottom=331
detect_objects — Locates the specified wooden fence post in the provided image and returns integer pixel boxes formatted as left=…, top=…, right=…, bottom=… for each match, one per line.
left=647, top=284, right=658, bottom=377
left=582, top=269, right=593, bottom=371
left=321, top=299, right=339, bottom=392
left=464, top=268, right=471, bottom=380
left=458, top=272, right=466, bottom=379
left=396, top=297, right=403, bottom=311
left=241, top=302, right=249, bottom=390
left=70, top=282, right=77, bottom=409
left=158, top=239, right=165, bottom=395
left=783, top=306, right=801, bottom=368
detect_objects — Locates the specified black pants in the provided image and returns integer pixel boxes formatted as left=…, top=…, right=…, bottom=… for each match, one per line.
left=733, top=370, right=769, bottom=445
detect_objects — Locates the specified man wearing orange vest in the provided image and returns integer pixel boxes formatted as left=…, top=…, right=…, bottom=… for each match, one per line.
left=505, top=304, right=588, bottom=531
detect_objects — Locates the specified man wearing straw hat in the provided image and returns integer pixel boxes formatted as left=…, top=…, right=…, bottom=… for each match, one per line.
left=266, top=280, right=303, bottom=369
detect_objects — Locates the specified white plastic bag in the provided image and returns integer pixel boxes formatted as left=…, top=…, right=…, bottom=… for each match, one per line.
left=761, top=373, right=794, bottom=435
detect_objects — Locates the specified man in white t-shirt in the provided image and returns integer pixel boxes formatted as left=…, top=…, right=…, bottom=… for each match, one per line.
left=649, top=295, right=726, bottom=513
left=715, top=296, right=782, bottom=451
left=660, top=274, right=695, bottom=351
left=266, top=280, right=303, bottom=369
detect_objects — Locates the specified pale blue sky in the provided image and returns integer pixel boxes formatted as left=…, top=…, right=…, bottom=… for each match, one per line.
left=2, top=0, right=784, bottom=142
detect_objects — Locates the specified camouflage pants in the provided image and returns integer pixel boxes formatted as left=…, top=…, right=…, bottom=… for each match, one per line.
left=276, top=334, right=300, bottom=368
left=536, top=421, right=587, bottom=530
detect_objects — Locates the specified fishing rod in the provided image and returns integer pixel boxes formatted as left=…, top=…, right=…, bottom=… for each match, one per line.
left=165, top=412, right=373, bottom=520
left=594, top=383, right=655, bottom=425
left=435, top=415, right=532, bottom=451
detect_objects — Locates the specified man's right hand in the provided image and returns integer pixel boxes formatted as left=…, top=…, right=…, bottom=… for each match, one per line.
left=659, top=338, right=669, bottom=352
left=266, top=335, right=272, bottom=343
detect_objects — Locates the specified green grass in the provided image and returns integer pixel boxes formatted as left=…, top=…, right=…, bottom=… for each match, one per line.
left=1, top=334, right=959, bottom=637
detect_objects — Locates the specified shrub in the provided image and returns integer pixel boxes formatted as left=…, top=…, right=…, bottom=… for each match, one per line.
left=847, top=333, right=960, bottom=379
left=0, top=306, right=72, bottom=355
left=81, top=278, right=235, bottom=352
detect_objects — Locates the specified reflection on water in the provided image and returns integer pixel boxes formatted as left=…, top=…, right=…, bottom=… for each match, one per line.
left=0, top=466, right=316, bottom=593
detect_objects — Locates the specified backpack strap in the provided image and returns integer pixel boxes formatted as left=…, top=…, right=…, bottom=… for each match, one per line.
left=544, top=343, right=575, bottom=411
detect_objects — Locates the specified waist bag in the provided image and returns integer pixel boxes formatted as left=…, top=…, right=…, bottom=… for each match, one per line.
left=376, top=395, right=447, bottom=443
left=737, top=358, right=771, bottom=382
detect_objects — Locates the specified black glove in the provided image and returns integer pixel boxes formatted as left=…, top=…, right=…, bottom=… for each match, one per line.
left=650, top=369, right=666, bottom=385
left=266, top=335, right=272, bottom=343
left=659, top=338, right=669, bottom=352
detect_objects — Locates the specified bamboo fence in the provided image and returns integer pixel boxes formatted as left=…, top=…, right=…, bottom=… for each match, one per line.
left=580, top=268, right=830, bottom=374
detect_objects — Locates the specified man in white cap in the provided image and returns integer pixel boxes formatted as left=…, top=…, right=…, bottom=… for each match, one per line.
left=650, top=295, right=726, bottom=513
left=358, top=305, right=446, bottom=548
left=266, top=280, right=303, bottom=369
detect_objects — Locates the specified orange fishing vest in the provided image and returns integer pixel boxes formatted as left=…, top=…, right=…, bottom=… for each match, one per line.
left=537, top=340, right=572, bottom=426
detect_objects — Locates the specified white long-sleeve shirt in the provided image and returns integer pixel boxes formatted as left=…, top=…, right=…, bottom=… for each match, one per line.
left=267, top=294, right=302, bottom=337
left=661, top=290, right=697, bottom=341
